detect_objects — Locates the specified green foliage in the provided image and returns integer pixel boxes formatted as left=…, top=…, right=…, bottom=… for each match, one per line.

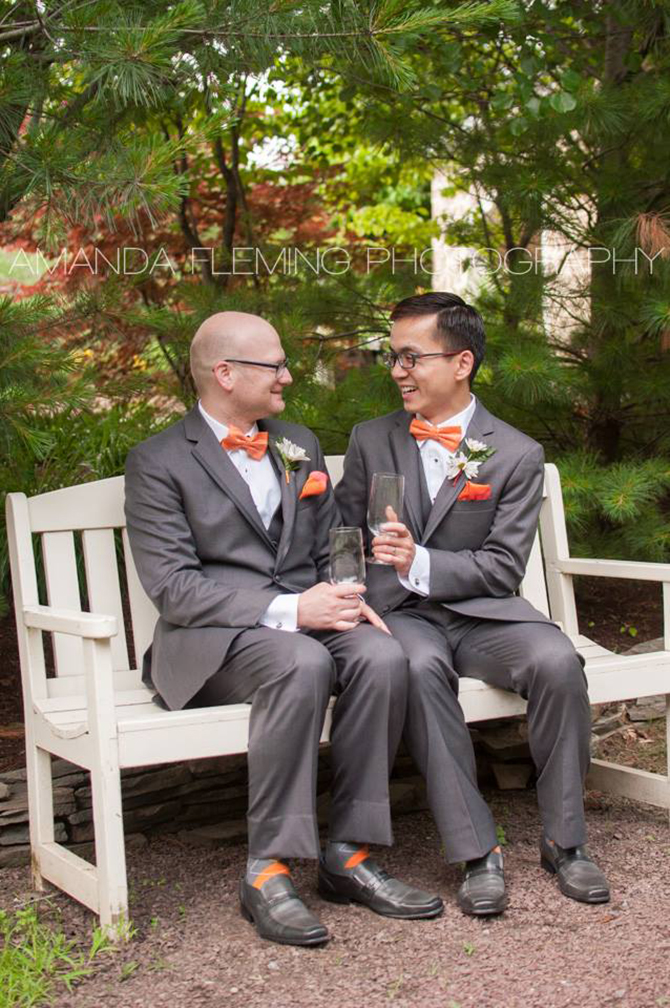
left=0, top=905, right=113, bottom=1008
left=557, top=452, right=670, bottom=560
left=0, top=0, right=513, bottom=230
left=0, top=296, right=92, bottom=458
left=1, top=402, right=171, bottom=612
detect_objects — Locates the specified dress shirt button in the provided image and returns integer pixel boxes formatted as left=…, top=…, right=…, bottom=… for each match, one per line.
left=414, top=578, right=420, bottom=586
left=276, top=622, right=283, bottom=629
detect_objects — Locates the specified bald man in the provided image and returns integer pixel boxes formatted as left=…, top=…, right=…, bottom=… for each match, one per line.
left=125, top=312, right=442, bottom=947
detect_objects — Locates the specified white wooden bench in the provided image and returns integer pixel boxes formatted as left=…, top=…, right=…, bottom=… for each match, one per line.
left=6, top=459, right=670, bottom=932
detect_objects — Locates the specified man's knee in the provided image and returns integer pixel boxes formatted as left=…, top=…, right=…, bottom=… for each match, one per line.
left=527, top=637, right=588, bottom=701
left=349, top=631, right=408, bottom=697
left=275, top=634, right=337, bottom=697
left=406, top=648, right=459, bottom=698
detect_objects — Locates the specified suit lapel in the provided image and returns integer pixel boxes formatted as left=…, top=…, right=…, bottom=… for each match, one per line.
left=262, top=420, right=297, bottom=568
left=421, top=399, right=496, bottom=543
left=185, top=407, right=273, bottom=547
left=389, top=414, right=424, bottom=541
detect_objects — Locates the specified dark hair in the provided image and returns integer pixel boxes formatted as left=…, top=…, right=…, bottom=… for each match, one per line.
left=390, top=291, right=486, bottom=383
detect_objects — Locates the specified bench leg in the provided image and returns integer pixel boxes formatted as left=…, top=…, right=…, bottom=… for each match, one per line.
left=91, top=760, right=129, bottom=933
left=587, top=693, right=670, bottom=811
left=26, top=742, right=55, bottom=891
left=667, top=694, right=670, bottom=824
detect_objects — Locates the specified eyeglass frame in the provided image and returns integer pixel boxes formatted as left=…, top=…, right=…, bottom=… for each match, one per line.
left=381, top=349, right=466, bottom=370
left=215, top=357, right=290, bottom=377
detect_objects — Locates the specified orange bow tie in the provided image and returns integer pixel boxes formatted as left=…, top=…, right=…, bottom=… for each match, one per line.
left=221, top=425, right=269, bottom=460
left=409, top=418, right=462, bottom=452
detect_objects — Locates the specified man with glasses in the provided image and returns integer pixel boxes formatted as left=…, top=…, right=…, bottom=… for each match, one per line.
left=125, top=310, right=443, bottom=948
left=336, top=291, right=610, bottom=916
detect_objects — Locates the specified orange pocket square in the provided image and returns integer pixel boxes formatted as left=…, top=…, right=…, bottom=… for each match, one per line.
left=299, top=470, right=328, bottom=500
left=457, top=481, right=492, bottom=501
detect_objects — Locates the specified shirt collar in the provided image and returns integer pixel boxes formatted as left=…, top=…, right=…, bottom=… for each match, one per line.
left=417, top=393, right=476, bottom=434
left=198, top=401, right=258, bottom=443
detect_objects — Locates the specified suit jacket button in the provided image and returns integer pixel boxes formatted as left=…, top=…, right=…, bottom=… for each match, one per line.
left=274, top=574, right=282, bottom=583
left=271, top=540, right=278, bottom=548
left=382, top=605, right=390, bottom=613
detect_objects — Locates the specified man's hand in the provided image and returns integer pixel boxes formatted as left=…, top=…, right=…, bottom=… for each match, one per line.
left=297, top=582, right=366, bottom=631
left=372, top=516, right=416, bottom=578
left=358, top=601, right=391, bottom=635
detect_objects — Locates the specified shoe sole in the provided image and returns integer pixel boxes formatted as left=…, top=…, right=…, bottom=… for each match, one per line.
left=457, top=896, right=508, bottom=917
left=318, top=884, right=444, bottom=920
left=240, top=901, right=330, bottom=946
left=540, top=856, right=610, bottom=904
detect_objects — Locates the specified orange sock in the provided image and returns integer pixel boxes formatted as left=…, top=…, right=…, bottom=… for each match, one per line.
left=248, top=859, right=290, bottom=889
left=344, top=845, right=370, bottom=869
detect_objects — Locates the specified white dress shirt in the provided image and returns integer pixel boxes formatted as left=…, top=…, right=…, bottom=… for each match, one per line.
left=198, top=402, right=299, bottom=632
left=399, top=394, right=477, bottom=596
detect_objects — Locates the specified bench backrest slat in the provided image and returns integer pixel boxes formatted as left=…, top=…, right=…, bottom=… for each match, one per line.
left=82, top=528, right=130, bottom=672
left=41, top=531, right=84, bottom=676
left=518, top=529, right=549, bottom=616
left=122, top=527, right=159, bottom=666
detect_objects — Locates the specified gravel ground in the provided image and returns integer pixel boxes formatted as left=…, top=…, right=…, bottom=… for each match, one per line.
left=2, top=790, right=669, bottom=1008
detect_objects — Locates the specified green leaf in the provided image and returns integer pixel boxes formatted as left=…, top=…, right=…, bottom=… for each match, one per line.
left=550, top=91, right=577, bottom=114
left=561, top=69, right=581, bottom=92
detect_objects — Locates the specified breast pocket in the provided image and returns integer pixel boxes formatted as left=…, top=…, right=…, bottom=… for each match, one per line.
left=450, top=502, right=497, bottom=514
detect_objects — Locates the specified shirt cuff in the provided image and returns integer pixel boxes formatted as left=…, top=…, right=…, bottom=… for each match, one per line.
left=260, top=594, right=299, bottom=632
left=398, top=545, right=430, bottom=596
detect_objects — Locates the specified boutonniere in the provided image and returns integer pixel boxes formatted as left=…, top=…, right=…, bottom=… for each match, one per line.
left=446, top=437, right=496, bottom=483
left=299, top=471, right=329, bottom=500
left=274, top=437, right=311, bottom=484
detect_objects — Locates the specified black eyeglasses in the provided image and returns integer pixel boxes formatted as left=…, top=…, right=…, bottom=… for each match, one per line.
left=221, top=357, right=290, bottom=377
left=381, top=350, right=465, bottom=370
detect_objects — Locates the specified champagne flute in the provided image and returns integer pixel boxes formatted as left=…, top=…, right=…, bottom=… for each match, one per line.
left=328, top=527, right=366, bottom=586
left=367, top=472, right=405, bottom=564
left=329, top=527, right=366, bottom=623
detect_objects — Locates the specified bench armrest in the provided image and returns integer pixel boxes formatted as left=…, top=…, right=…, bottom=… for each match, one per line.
left=23, top=605, right=118, bottom=639
left=550, top=559, right=670, bottom=582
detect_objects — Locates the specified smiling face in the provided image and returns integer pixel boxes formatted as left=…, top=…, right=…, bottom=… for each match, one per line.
left=192, top=311, right=292, bottom=429
left=217, top=324, right=292, bottom=424
left=389, top=313, right=474, bottom=424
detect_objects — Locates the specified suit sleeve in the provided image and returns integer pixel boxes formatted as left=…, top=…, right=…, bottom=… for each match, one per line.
left=426, top=443, right=545, bottom=601
left=333, top=426, right=369, bottom=531
left=312, top=437, right=341, bottom=582
left=124, top=445, right=281, bottom=629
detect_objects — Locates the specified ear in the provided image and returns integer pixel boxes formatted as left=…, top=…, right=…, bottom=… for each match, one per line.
left=212, top=360, right=234, bottom=392
left=455, top=350, right=474, bottom=383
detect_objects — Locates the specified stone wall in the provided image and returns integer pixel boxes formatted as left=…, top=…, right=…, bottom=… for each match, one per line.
left=0, top=750, right=429, bottom=868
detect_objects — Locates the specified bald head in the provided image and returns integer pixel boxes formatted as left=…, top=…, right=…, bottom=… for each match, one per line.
left=190, top=311, right=280, bottom=396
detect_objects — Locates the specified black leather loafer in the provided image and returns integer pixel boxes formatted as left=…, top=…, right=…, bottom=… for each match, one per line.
left=239, top=876, right=330, bottom=946
left=540, top=837, right=610, bottom=904
left=318, top=857, right=443, bottom=919
left=457, top=849, right=507, bottom=917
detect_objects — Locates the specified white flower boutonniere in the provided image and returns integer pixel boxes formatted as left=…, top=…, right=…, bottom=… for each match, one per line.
left=446, top=438, right=496, bottom=483
left=274, top=437, right=311, bottom=483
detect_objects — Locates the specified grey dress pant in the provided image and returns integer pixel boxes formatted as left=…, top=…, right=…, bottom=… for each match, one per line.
left=191, top=624, right=408, bottom=859
left=384, top=603, right=591, bottom=862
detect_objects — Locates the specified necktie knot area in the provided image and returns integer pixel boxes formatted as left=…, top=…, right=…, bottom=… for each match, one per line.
left=409, top=418, right=462, bottom=452
left=221, top=425, right=269, bottom=460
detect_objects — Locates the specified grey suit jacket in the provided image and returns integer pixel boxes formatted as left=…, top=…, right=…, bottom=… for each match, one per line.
left=124, top=406, right=338, bottom=710
left=335, top=401, right=551, bottom=624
